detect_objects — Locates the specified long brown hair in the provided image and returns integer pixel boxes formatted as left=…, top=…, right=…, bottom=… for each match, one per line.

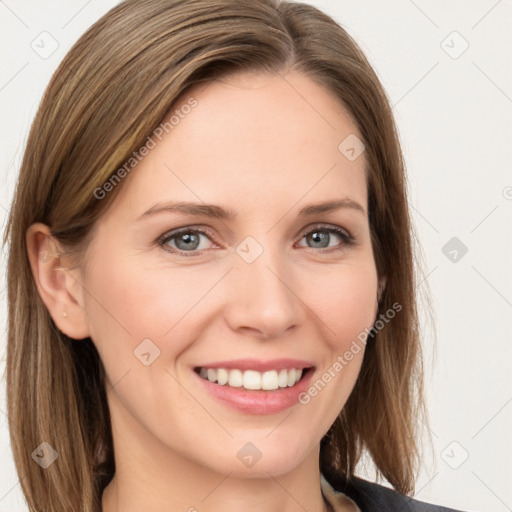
left=3, top=0, right=427, bottom=510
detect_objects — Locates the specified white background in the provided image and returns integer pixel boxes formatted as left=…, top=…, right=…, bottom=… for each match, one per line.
left=1, top=1, right=511, bottom=511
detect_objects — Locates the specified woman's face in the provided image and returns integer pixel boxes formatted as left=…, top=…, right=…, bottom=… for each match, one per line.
left=75, top=70, right=380, bottom=478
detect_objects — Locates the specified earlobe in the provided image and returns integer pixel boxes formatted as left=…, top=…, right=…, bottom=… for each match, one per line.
left=26, top=223, right=91, bottom=340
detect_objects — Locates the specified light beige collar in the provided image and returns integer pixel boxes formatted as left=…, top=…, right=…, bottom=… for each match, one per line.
left=320, top=472, right=362, bottom=512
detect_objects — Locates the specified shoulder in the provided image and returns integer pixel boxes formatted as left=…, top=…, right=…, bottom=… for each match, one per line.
left=321, top=466, right=467, bottom=512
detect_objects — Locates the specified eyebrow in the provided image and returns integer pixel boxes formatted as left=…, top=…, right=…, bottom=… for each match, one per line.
left=136, top=198, right=366, bottom=221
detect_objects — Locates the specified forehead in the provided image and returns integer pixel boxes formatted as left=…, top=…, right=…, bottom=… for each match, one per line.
left=105, top=70, right=367, bottom=221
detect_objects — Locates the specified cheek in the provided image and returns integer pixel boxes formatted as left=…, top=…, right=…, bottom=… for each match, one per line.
left=304, top=262, right=378, bottom=349
left=84, top=249, right=378, bottom=354
left=81, top=251, right=226, bottom=365
left=290, top=263, right=377, bottom=440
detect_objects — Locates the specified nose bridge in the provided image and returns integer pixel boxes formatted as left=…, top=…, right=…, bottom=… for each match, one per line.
left=227, top=239, right=301, bottom=338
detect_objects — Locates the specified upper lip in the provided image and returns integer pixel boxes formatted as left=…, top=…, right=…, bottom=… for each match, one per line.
left=194, top=358, right=315, bottom=372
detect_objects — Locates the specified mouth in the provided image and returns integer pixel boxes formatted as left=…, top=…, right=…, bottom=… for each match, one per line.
left=193, top=366, right=314, bottom=391
left=191, top=358, right=316, bottom=414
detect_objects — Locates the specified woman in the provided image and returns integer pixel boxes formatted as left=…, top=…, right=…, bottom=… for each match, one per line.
left=3, top=0, right=466, bottom=511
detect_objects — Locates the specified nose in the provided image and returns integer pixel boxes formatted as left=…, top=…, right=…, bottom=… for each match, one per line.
left=224, top=247, right=303, bottom=341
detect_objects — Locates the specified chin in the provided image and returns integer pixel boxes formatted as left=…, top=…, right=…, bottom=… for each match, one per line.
left=203, top=436, right=314, bottom=479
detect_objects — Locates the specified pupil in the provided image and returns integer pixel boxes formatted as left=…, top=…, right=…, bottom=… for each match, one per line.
left=309, top=231, right=329, bottom=248
left=177, top=232, right=199, bottom=250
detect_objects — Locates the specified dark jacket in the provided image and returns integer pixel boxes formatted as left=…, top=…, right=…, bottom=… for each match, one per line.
left=322, top=465, right=466, bottom=512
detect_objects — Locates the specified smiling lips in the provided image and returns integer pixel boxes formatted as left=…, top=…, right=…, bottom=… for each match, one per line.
left=194, top=359, right=316, bottom=415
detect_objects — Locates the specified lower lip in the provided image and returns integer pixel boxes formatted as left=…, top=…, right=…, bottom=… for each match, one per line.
left=193, top=368, right=315, bottom=415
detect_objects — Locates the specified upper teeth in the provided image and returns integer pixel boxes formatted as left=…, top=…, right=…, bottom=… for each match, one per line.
left=198, top=367, right=304, bottom=390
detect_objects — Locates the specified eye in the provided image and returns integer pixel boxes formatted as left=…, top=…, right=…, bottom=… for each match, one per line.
left=296, top=224, right=355, bottom=251
left=158, top=227, right=216, bottom=254
left=157, top=223, right=355, bottom=257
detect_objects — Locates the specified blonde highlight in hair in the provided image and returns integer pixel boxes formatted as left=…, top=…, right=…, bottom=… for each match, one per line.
left=3, top=0, right=428, bottom=509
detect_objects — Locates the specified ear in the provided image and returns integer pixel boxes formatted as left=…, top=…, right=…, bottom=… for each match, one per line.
left=26, top=223, right=91, bottom=340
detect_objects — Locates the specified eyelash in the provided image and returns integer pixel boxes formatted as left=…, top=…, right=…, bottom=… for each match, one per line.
left=156, top=223, right=356, bottom=257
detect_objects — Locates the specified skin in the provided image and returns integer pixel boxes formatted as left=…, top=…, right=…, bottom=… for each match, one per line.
left=27, top=69, right=385, bottom=512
